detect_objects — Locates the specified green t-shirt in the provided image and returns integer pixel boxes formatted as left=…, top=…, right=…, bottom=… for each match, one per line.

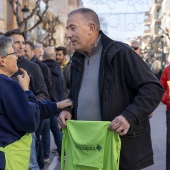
left=61, top=120, right=121, bottom=170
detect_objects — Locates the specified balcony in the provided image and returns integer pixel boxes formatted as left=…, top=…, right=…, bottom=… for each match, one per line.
left=155, top=0, right=162, bottom=2
left=144, top=11, right=150, bottom=16
left=153, top=34, right=161, bottom=41
left=155, top=1, right=162, bottom=9
left=155, top=18, right=161, bottom=24
left=144, top=18, right=151, bottom=26
left=143, top=29, right=151, bottom=37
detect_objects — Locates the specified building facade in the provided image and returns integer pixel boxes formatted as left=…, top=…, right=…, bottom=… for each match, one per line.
left=142, top=0, right=170, bottom=68
left=1, top=0, right=82, bottom=51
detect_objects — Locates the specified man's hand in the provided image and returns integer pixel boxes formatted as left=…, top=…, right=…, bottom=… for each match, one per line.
left=17, top=68, right=30, bottom=91
left=108, top=115, right=130, bottom=136
left=57, top=99, right=73, bottom=109
left=58, top=111, right=72, bottom=128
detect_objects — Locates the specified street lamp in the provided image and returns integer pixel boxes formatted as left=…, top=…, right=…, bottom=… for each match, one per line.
left=22, top=5, right=30, bottom=40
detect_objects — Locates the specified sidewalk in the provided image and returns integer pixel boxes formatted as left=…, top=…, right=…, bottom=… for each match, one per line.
left=46, top=156, right=60, bottom=170
left=144, top=102, right=166, bottom=170
left=45, top=132, right=60, bottom=170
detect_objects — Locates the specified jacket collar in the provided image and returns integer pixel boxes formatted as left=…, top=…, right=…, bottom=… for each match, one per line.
left=78, top=34, right=102, bottom=57
left=17, top=56, right=27, bottom=63
left=71, top=31, right=123, bottom=65
left=30, top=55, right=38, bottom=63
left=100, top=31, right=123, bottom=63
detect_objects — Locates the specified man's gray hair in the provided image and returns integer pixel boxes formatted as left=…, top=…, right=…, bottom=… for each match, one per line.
left=35, top=44, right=43, bottom=49
left=43, top=47, right=55, bottom=60
left=68, top=8, right=100, bottom=31
left=151, top=60, right=162, bottom=74
left=0, top=36, right=13, bottom=57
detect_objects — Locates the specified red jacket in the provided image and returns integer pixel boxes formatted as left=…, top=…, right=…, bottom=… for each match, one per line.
left=160, top=66, right=170, bottom=111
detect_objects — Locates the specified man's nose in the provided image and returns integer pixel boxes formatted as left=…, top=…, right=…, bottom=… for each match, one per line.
left=65, top=30, right=72, bottom=38
left=19, top=43, right=23, bottom=48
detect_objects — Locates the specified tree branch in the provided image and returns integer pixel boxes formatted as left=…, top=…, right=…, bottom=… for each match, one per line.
left=28, top=0, right=49, bottom=31
left=25, top=0, right=40, bottom=21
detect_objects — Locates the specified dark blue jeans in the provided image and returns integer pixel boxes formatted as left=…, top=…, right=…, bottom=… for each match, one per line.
left=50, top=115, right=62, bottom=156
left=42, top=118, right=50, bottom=159
left=166, top=111, right=170, bottom=170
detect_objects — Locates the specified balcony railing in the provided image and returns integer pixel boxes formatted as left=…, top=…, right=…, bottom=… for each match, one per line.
left=144, top=18, right=151, bottom=26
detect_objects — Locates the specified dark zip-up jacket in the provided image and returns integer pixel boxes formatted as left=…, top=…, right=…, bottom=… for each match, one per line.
left=31, top=55, right=52, bottom=96
left=67, top=31, right=164, bottom=170
left=12, top=56, right=48, bottom=101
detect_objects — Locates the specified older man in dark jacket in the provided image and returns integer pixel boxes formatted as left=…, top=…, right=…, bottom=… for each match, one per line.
left=58, top=8, right=164, bottom=170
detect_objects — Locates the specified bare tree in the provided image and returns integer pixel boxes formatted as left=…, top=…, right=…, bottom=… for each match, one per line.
left=41, top=16, right=61, bottom=46
left=8, top=0, right=50, bottom=31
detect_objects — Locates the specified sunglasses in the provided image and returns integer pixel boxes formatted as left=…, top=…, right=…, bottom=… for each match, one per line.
left=131, top=46, right=139, bottom=51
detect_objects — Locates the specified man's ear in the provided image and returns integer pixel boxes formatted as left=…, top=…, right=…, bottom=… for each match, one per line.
left=88, top=23, right=96, bottom=35
left=0, top=57, right=6, bottom=67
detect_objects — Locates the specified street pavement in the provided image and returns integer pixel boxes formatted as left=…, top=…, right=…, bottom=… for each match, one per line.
left=46, top=103, right=167, bottom=170
left=144, top=102, right=166, bottom=170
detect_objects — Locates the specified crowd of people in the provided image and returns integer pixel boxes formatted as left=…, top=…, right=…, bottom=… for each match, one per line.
left=0, top=6, right=170, bottom=170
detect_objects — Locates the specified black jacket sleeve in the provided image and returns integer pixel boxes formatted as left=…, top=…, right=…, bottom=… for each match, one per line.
left=30, top=63, right=49, bottom=101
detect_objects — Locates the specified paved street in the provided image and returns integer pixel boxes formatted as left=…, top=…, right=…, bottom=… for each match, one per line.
left=144, top=103, right=166, bottom=170
left=47, top=103, right=167, bottom=170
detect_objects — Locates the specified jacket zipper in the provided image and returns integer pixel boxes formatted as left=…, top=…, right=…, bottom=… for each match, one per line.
left=71, top=61, right=83, bottom=120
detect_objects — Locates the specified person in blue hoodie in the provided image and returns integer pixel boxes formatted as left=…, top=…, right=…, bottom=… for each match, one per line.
left=0, top=36, right=72, bottom=170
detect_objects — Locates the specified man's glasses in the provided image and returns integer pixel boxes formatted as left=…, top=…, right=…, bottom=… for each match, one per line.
left=4, top=52, right=17, bottom=58
left=131, top=46, right=139, bottom=51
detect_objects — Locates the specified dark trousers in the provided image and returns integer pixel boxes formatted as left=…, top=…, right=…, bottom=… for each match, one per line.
left=42, top=118, right=50, bottom=159
left=35, top=120, right=45, bottom=169
left=50, top=115, right=62, bottom=156
left=166, top=111, right=170, bottom=170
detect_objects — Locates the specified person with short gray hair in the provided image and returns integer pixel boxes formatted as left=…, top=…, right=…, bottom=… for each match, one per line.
left=58, top=7, right=164, bottom=170
left=125, top=38, right=140, bottom=55
left=43, top=47, right=55, bottom=60
left=68, top=8, right=100, bottom=31
left=0, top=35, right=40, bottom=170
left=35, top=44, right=43, bottom=61
left=0, top=36, right=13, bottom=57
